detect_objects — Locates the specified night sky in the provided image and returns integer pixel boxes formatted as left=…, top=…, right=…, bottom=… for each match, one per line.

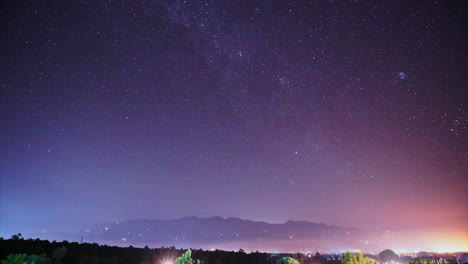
left=0, top=0, right=467, bottom=252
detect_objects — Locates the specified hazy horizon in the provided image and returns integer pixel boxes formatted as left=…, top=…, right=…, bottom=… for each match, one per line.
left=2, top=216, right=466, bottom=253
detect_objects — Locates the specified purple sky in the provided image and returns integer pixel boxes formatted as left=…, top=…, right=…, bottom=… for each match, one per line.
left=0, top=0, right=467, bottom=251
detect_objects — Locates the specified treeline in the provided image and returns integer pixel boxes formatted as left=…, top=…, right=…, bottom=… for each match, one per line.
left=1, top=235, right=466, bottom=264
left=0, top=236, right=295, bottom=264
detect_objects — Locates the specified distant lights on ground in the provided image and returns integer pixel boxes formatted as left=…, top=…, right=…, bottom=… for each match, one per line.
left=394, top=247, right=468, bottom=254
left=339, top=249, right=361, bottom=253
left=431, top=247, right=468, bottom=253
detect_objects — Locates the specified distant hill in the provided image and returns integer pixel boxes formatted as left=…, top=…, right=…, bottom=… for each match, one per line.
left=84, top=216, right=359, bottom=245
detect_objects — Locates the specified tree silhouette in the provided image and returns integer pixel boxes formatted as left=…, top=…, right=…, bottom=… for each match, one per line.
left=277, top=256, right=300, bottom=264
left=176, top=250, right=201, bottom=264
left=9, top=234, right=22, bottom=240
left=1, top=253, right=50, bottom=264
left=378, top=249, right=398, bottom=263
left=52, top=246, right=67, bottom=264
left=342, top=252, right=376, bottom=264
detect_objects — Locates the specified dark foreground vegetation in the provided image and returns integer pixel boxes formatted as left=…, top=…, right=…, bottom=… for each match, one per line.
left=1, top=235, right=467, bottom=264
left=2, top=235, right=276, bottom=264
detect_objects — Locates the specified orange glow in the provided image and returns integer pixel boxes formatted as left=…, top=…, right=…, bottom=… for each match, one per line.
left=365, top=228, right=468, bottom=253
left=427, top=232, right=468, bottom=252
left=409, top=231, right=468, bottom=253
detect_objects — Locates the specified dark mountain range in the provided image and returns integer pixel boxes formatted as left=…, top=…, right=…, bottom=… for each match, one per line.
left=84, top=216, right=359, bottom=247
